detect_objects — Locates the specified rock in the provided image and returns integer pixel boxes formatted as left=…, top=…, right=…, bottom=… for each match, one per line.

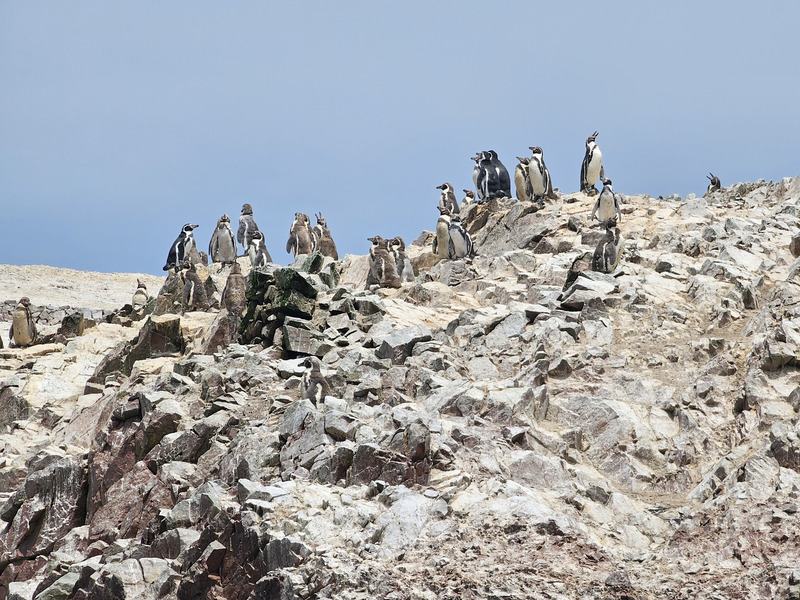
left=375, top=325, right=433, bottom=365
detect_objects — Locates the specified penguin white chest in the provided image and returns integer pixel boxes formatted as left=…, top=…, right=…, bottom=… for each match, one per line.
left=597, top=195, right=615, bottom=222
left=529, top=160, right=546, bottom=196
left=585, top=147, right=602, bottom=186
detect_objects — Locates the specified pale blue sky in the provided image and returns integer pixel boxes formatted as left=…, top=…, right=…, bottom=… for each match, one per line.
left=2, top=2, right=799, bottom=274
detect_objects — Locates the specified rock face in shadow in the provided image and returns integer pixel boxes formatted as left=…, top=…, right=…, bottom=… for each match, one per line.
left=4, top=178, right=800, bottom=599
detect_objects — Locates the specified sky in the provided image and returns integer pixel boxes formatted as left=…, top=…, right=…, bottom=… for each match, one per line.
left=2, top=2, right=799, bottom=275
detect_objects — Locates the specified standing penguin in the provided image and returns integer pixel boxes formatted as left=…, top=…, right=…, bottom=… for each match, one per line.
left=432, top=206, right=453, bottom=259
left=209, top=214, right=238, bottom=265
left=313, top=213, right=339, bottom=260
left=366, top=236, right=380, bottom=287
left=471, top=153, right=483, bottom=201
left=249, top=230, right=272, bottom=267
left=221, top=261, right=247, bottom=316
left=580, top=131, right=604, bottom=195
left=369, top=235, right=401, bottom=288
left=448, top=215, right=474, bottom=258
left=528, top=146, right=558, bottom=203
left=590, top=178, right=622, bottom=225
left=163, top=223, right=199, bottom=271
left=181, top=261, right=211, bottom=312
left=286, top=212, right=315, bottom=257
left=132, top=279, right=148, bottom=310
left=436, top=183, right=460, bottom=215
left=390, top=237, right=415, bottom=283
left=592, top=217, right=624, bottom=273
left=9, top=297, right=37, bottom=347
left=237, top=203, right=260, bottom=255
left=706, top=173, right=721, bottom=194
left=514, top=157, right=532, bottom=203
left=302, top=356, right=332, bottom=404
left=485, top=150, right=512, bottom=199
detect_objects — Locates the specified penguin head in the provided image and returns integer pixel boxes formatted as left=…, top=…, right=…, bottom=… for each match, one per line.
left=241, top=203, right=253, bottom=215
left=230, top=261, right=242, bottom=274
left=516, top=157, right=529, bottom=165
left=602, top=178, right=613, bottom=187
left=390, top=236, right=405, bottom=251
left=463, top=189, right=475, bottom=199
left=471, top=152, right=482, bottom=163
left=182, top=223, right=199, bottom=234
left=587, top=131, right=599, bottom=143
left=315, top=212, right=327, bottom=226
left=438, top=206, right=451, bottom=216
left=219, top=214, right=230, bottom=225
left=18, top=297, right=31, bottom=307
left=529, top=146, right=543, bottom=156
left=136, top=279, right=146, bottom=290
left=436, top=183, right=453, bottom=192
left=367, top=235, right=384, bottom=246
left=605, top=217, right=617, bottom=230
left=251, top=230, right=264, bottom=241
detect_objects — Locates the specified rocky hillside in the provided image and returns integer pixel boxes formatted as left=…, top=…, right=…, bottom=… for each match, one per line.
left=2, top=178, right=800, bottom=600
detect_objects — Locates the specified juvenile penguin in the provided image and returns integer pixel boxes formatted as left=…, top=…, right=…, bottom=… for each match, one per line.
left=366, top=236, right=380, bottom=287
left=432, top=206, right=453, bottom=259
left=390, top=236, right=415, bottom=283
left=9, top=297, right=37, bottom=347
left=706, top=173, right=721, bottom=194
left=221, top=261, right=247, bottom=316
left=592, top=217, right=624, bottom=274
left=237, top=203, right=260, bottom=255
left=181, top=262, right=210, bottom=312
left=313, top=213, right=339, bottom=260
left=209, top=214, right=238, bottom=265
left=286, top=212, right=315, bottom=257
left=369, top=235, right=401, bottom=288
left=580, top=131, right=604, bottom=195
left=514, top=157, right=532, bottom=203
left=590, top=178, right=622, bottom=225
left=528, top=146, right=558, bottom=203
left=448, top=215, right=474, bottom=258
left=163, top=223, right=199, bottom=271
left=436, top=183, right=460, bottom=215
left=302, top=356, right=332, bottom=404
left=132, top=279, right=148, bottom=310
left=249, top=230, right=272, bottom=268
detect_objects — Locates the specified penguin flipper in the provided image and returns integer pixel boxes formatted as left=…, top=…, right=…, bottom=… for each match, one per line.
left=599, top=165, right=605, bottom=180
left=432, top=237, right=438, bottom=255
left=448, top=239, right=456, bottom=260
left=286, top=234, right=295, bottom=255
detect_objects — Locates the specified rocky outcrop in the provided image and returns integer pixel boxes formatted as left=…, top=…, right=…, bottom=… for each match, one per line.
left=3, top=177, right=800, bottom=599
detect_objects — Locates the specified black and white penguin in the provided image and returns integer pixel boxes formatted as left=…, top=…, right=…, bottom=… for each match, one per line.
left=514, top=157, right=532, bottom=203
left=706, top=173, right=721, bottom=194
left=209, top=214, right=238, bottom=265
left=592, top=217, right=624, bottom=274
left=448, top=215, right=474, bottom=258
left=132, top=279, right=148, bottom=310
left=286, top=212, right=315, bottom=257
left=462, top=189, right=476, bottom=207
left=237, top=203, right=260, bottom=255
left=432, top=206, right=453, bottom=258
left=302, top=356, right=332, bottom=404
left=163, top=223, right=199, bottom=272
left=368, top=235, right=401, bottom=288
left=471, top=153, right=483, bottom=201
left=366, top=236, right=380, bottom=288
left=249, top=230, right=272, bottom=267
left=485, top=150, right=512, bottom=199
left=313, top=212, right=339, bottom=260
left=181, top=261, right=210, bottom=312
left=436, top=183, right=460, bottom=215
left=591, top=178, right=622, bottom=225
left=528, top=146, right=558, bottom=203
left=390, top=237, right=415, bottom=283
left=580, top=131, right=604, bottom=196
left=221, top=261, right=247, bottom=316
left=9, top=297, right=37, bottom=347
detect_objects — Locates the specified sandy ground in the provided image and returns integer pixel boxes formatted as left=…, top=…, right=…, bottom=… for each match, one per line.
left=0, top=264, right=166, bottom=311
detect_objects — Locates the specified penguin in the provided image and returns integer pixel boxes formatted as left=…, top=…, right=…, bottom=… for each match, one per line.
left=366, top=236, right=380, bottom=288
left=302, top=356, right=332, bottom=404
left=208, top=214, right=238, bottom=265
left=528, top=146, right=558, bottom=203
left=221, top=261, right=247, bottom=316
left=706, top=173, right=721, bottom=194
left=590, top=178, right=622, bottom=225
left=237, top=203, right=260, bottom=255
left=436, top=183, right=460, bottom=215
left=448, top=215, right=474, bottom=258
left=132, top=279, right=148, bottom=310
left=313, top=213, right=339, bottom=260
left=390, top=236, right=415, bottom=283
left=580, top=131, right=604, bottom=195
left=471, top=153, right=483, bottom=201
left=9, top=297, right=37, bottom=348
left=592, top=217, right=624, bottom=273
left=514, top=157, right=532, bottom=203
left=432, top=206, right=453, bottom=259
left=286, top=212, right=315, bottom=257
left=249, top=230, right=272, bottom=268
left=487, top=150, right=512, bottom=199
left=163, top=223, right=199, bottom=271
left=462, top=189, right=476, bottom=208
left=181, top=261, right=210, bottom=312
left=369, top=235, right=401, bottom=288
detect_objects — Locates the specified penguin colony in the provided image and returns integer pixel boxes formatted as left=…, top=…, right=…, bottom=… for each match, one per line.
left=2, top=133, right=727, bottom=350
